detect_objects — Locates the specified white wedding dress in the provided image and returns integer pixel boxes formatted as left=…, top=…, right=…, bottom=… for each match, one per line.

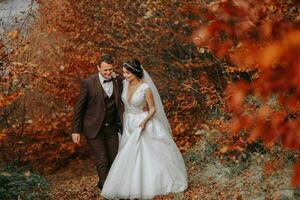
left=101, top=75, right=188, bottom=199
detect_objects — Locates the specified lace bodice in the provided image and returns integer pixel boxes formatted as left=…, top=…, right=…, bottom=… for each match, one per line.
left=122, top=80, right=149, bottom=114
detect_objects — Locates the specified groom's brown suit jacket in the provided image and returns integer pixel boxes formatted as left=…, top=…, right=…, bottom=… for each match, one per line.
left=72, top=74, right=124, bottom=139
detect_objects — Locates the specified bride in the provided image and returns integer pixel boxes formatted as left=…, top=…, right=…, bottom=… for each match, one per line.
left=101, top=59, right=188, bottom=199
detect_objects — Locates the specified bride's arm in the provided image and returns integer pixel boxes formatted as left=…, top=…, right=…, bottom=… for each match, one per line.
left=139, top=88, right=156, bottom=130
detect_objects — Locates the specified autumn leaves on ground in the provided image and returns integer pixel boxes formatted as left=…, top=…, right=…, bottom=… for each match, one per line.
left=45, top=128, right=298, bottom=200
left=1, top=0, right=300, bottom=199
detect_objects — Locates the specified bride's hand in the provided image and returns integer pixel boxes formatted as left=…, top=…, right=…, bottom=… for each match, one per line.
left=142, top=102, right=149, bottom=112
left=139, top=120, right=147, bottom=131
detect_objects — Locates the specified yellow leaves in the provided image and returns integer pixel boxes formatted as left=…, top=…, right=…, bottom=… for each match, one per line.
left=8, top=30, right=19, bottom=40
left=59, top=65, right=65, bottom=71
left=225, top=66, right=253, bottom=73
left=143, top=10, right=154, bottom=19
left=26, top=120, right=33, bottom=124
left=219, top=146, right=228, bottom=153
left=267, top=5, right=275, bottom=12
left=219, top=145, right=244, bottom=154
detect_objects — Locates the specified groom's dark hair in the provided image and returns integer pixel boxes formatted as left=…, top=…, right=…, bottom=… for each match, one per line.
left=99, top=53, right=113, bottom=65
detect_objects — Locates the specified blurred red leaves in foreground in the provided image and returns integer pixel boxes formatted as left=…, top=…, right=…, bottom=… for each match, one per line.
left=292, top=162, right=300, bottom=186
left=190, top=0, right=300, bottom=186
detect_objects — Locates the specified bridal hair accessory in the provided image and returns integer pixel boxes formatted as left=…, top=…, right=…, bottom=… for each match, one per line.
left=123, top=62, right=141, bottom=72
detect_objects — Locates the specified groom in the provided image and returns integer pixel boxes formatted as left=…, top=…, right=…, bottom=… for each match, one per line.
left=71, top=54, right=124, bottom=191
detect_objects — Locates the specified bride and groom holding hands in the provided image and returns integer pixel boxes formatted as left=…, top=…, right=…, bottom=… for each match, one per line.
left=71, top=54, right=188, bottom=199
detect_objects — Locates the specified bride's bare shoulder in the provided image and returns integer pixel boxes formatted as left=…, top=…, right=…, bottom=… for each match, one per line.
left=142, top=83, right=151, bottom=93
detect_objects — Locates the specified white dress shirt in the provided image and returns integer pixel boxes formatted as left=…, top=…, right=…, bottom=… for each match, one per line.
left=98, top=73, right=113, bottom=97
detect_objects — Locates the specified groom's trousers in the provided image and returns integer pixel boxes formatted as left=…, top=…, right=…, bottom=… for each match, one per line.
left=86, top=126, right=119, bottom=190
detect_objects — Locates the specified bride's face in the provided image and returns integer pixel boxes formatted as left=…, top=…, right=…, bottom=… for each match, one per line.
left=123, top=67, right=137, bottom=82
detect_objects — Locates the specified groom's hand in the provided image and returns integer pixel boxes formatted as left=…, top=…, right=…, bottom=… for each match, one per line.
left=71, top=133, right=81, bottom=144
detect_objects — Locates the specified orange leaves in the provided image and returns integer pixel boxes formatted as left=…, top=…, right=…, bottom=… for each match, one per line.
left=219, top=145, right=228, bottom=154
left=192, top=0, right=300, bottom=158
left=192, top=26, right=211, bottom=46
left=257, top=105, right=272, bottom=119
left=230, top=115, right=253, bottom=134
left=259, top=20, right=273, bottom=39
left=280, top=121, right=300, bottom=150
left=254, top=30, right=300, bottom=69
left=226, top=81, right=249, bottom=111
left=292, top=162, right=300, bottom=187
left=0, top=92, right=24, bottom=109
left=215, top=39, right=233, bottom=58
left=0, top=133, right=7, bottom=143
left=8, top=30, right=19, bottom=40
left=192, top=20, right=234, bottom=59
left=230, top=87, right=245, bottom=110
left=191, top=0, right=300, bottom=69
left=228, top=42, right=261, bottom=68
left=263, top=160, right=277, bottom=177
left=259, top=43, right=282, bottom=68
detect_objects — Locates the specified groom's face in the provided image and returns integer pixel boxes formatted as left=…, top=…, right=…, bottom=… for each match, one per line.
left=97, top=62, right=114, bottom=79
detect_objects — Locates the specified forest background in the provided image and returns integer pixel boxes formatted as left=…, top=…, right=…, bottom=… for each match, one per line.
left=1, top=0, right=300, bottom=199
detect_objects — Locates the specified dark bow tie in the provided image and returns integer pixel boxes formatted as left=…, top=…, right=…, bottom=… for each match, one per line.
left=103, top=78, right=113, bottom=84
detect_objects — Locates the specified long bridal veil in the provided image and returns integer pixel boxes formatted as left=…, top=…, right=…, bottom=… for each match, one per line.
left=141, top=67, right=172, bottom=134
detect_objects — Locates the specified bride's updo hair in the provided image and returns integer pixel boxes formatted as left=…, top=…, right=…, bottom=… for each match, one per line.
left=123, top=59, right=144, bottom=79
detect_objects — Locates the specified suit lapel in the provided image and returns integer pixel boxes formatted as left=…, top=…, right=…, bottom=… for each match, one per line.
left=113, top=78, right=119, bottom=105
left=94, top=74, right=105, bottom=105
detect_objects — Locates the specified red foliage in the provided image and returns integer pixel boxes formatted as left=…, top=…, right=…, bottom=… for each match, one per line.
left=292, top=162, right=300, bottom=187
left=1, top=0, right=211, bottom=170
left=193, top=0, right=300, bottom=146
left=191, top=0, right=300, bottom=185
